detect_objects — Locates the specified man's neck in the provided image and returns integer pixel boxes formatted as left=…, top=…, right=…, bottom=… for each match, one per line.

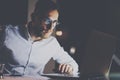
left=31, top=35, right=43, bottom=42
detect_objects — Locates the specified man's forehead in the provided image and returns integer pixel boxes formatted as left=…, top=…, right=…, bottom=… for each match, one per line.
left=47, top=10, right=59, bottom=21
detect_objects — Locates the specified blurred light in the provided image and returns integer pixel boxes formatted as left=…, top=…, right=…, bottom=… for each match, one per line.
left=70, top=47, right=76, bottom=54
left=56, top=30, right=63, bottom=36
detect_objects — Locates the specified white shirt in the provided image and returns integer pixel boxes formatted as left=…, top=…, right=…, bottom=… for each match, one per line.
left=0, top=25, right=78, bottom=76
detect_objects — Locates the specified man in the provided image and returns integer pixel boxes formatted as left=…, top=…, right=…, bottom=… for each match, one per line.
left=0, top=0, right=78, bottom=76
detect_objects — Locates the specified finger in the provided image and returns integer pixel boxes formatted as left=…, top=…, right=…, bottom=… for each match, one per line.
left=64, top=65, right=69, bottom=73
left=58, top=64, right=62, bottom=71
left=67, top=67, right=73, bottom=74
left=61, top=64, right=66, bottom=73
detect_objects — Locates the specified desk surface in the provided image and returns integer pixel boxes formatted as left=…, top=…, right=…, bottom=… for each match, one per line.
left=1, top=73, right=120, bottom=80
left=1, top=76, right=79, bottom=80
left=1, top=76, right=50, bottom=80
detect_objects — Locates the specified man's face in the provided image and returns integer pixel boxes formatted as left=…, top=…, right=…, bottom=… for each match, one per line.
left=41, top=9, right=59, bottom=38
left=31, top=9, right=59, bottom=39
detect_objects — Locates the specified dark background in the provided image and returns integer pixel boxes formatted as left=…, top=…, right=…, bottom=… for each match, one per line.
left=57, top=0, right=112, bottom=71
left=0, top=0, right=120, bottom=72
left=0, top=0, right=28, bottom=25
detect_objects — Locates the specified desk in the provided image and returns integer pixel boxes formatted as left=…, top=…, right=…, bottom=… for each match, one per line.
left=0, top=73, right=120, bottom=80
left=0, top=75, right=50, bottom=80
left=0, top=76, right=78, bottom=80
left=0, top=74, right=79, bottom=80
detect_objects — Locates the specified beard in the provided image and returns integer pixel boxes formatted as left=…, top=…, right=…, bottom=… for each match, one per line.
left=28, top=22, right=44, bottom=37
left=33, top=25, right=43, bottom=37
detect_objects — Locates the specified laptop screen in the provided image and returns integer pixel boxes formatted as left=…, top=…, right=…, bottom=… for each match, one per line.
left=80, top=30, right=117, bottom=77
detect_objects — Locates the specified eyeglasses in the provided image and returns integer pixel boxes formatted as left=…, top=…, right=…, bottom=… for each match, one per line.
left=43, top=18, right=60, bottom=29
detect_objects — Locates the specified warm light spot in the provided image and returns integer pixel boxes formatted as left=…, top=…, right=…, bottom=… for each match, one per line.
left=70, top=47, right=76, bottom=54
left=56, top=30, right=63, bottom=36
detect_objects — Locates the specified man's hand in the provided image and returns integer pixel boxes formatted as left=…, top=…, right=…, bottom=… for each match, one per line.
left=58, top=64, right=73, bottom=74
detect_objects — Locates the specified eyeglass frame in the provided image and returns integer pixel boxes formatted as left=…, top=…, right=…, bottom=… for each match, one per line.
left=42, top=17, right=60, bottom=30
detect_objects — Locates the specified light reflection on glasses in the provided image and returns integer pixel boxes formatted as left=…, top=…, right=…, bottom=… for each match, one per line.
left=43, top=18, right=60, bottom=29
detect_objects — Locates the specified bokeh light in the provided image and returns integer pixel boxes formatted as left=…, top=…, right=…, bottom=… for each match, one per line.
left=56, top=30, right=63, bottom=36
left=70, top=46, right=76, bottom=54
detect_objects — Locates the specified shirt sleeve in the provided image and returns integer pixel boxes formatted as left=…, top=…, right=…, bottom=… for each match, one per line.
left=52, top=37, right=79, bottom=74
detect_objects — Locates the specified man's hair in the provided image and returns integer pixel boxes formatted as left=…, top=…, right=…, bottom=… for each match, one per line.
left=31, top=0, right=58, bottom=22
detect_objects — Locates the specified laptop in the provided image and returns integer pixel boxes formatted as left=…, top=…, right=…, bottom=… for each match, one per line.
left=42, top=30, right=117, bottom=79
left=79, top=30, right=117, bottom=79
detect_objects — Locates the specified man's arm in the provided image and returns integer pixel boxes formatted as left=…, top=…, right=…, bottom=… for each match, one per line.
left=52, top=38, right=79, bottom=74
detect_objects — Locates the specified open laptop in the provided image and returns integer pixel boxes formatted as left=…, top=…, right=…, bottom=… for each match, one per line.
left=42, top=30, right=117, bottom=79
left=79, top=30, right=117, bottom=79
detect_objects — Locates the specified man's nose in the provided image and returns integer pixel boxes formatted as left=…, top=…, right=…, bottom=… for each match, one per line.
left=51, top=22, right=56, bottom=30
